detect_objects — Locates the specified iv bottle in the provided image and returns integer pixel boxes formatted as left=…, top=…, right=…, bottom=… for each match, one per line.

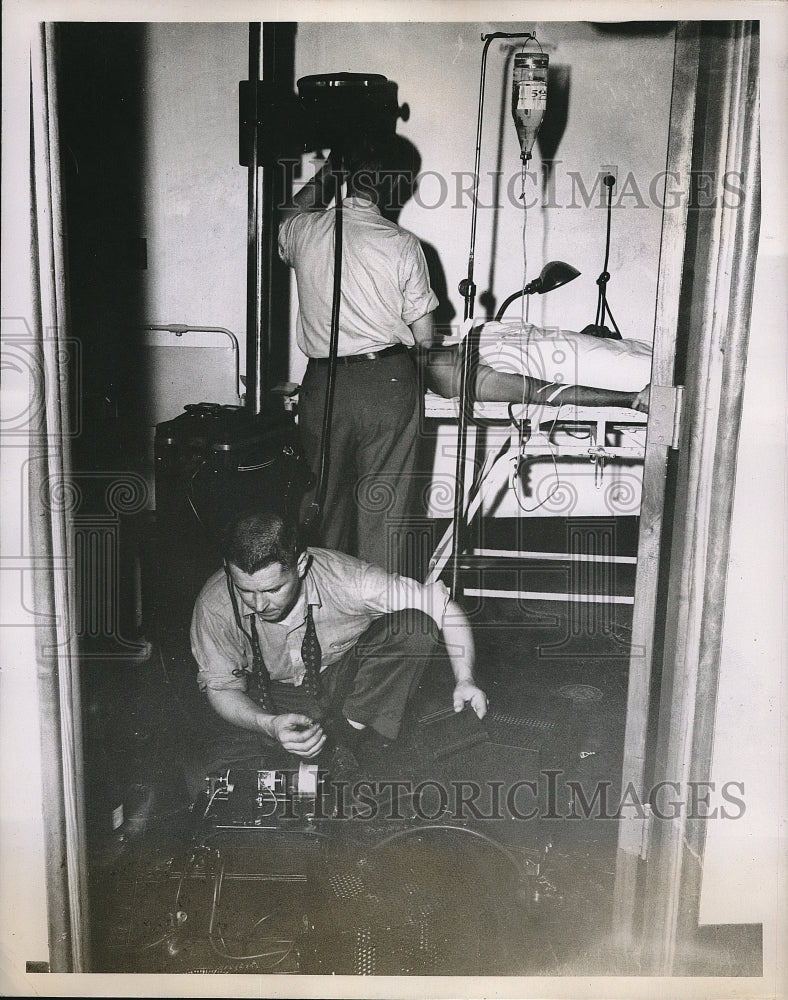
left=511, top=52, right=549, bottom=162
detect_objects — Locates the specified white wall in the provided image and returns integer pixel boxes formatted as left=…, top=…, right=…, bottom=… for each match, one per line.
left=139, top=20, right=672, bottom=517
left=137, top=19, right=676, bottom=343
left=697, top=20, right=787, bottom=946
left=142, top=22, right=249, bottom=339
left=696, top=258, right=785, bottom=929
left=288, top=21, right=671, bottom=348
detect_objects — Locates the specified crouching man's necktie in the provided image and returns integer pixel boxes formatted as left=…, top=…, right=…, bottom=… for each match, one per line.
left=247, top=616, right=275, bottom=713
left=300, top=604, right=323, bottom=702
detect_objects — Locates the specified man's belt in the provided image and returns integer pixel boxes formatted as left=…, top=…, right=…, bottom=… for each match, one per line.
left=307, top=343, right=408, bottom=367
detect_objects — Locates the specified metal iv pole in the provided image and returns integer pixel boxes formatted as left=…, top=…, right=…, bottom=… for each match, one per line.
left=450, top=31, right=539, bottom=598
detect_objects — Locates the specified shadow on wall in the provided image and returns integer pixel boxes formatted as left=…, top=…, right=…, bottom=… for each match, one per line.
left=57, top=23, right=151, bottom=654
left=58, top=22, right=150, bottom=473
left=538, top=64, right=571, bottom=182
left=422, top=240, right=457, bottom=334
left=590, top=22, right=677, bottom=37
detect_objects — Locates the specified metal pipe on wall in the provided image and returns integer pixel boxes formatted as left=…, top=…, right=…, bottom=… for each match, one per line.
left=245, top=21, right=283, bottom=417
left=259, top=23, right=279, bottom=411
left=245, top=22, right=263, bottom=415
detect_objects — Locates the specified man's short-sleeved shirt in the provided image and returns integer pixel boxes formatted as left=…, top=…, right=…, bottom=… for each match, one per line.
left=191, top=548, right=450, bottom=694
left=278, top=196, right=438, bottom=358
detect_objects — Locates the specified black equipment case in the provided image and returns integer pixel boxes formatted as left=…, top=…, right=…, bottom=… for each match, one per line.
left=147, top=403, right=312, bottom=644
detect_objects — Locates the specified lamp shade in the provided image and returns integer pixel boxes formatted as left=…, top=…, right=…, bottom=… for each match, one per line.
left=525, top=260, right=581, bottom=295
left=494, top=260, right=581, bottom=321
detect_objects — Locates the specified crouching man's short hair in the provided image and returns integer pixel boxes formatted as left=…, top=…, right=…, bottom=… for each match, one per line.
left=221, top=510, right=303, bottom=574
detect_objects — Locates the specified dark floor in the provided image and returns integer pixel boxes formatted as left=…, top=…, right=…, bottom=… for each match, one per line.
left=83, top=589, right=642, bottom=977
left=80, top=518, right=761, bottom=978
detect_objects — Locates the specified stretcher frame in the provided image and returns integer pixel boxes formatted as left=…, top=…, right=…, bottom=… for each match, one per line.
left=423, top=392, right=648, bottom=602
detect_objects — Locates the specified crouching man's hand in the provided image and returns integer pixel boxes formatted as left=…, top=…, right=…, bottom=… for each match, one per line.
left=269, top=713, right=326, bottom=758
left=453, top=680, right=489, bottom=720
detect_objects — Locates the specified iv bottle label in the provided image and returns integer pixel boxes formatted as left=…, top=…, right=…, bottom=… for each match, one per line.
left=517, top=82, right=547, bottom=111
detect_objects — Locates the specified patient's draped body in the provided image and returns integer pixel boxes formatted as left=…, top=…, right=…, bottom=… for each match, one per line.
left=475, top=321, right=653, bottom=394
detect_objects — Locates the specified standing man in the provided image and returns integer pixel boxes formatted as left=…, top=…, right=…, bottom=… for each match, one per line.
left=190, top=510, right=487, bottom=767
left=278, top=134, right=437, bottom=574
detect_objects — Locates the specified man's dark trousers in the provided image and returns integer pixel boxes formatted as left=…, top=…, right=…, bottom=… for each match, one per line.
left=195, top=609, right=441, bottom=778
left=297, top=349, right=419, bottom=574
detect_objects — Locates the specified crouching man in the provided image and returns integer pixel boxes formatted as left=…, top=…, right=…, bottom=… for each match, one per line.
left=190, top=509, right=487, bottom=770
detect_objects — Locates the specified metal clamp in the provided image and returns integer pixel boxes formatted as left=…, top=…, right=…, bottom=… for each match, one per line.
left=588, top=445, right=608, bottom=486
left=648, top=384, right=684, bottom=449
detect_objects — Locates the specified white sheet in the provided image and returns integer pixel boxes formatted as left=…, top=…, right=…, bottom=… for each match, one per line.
left=470, top=320, right=653, bottom=392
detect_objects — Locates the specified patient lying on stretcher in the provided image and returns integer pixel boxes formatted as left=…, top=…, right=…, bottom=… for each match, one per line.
left=422, top=320, right=652, bottom=413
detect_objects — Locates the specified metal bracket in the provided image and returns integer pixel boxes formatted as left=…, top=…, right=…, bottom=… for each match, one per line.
left=617, top=802, right=654, bottom=861
left=648, top=384, right=684, bottom=449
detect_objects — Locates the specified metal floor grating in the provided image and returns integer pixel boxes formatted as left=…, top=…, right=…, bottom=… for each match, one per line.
left=487, top=710, right=557, bottom=732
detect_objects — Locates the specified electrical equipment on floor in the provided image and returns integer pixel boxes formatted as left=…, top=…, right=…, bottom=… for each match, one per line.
left=132, top=818, right=534, bottom=976
left=201, top=765, right=324, bottom=833
left=115, top=705, right=567, bottom=976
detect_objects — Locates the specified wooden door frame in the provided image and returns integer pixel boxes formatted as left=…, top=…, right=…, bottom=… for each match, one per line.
left=612, top=20, right=761, bottom=973
left=612, top=20, right=700, bottom=944
left=30, top=22, right=91, bottom=972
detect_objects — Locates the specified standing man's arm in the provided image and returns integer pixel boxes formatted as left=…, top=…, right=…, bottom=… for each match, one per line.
left=409, top=311, right=436, bottom=347
left=409, top=313, right=437, bottom=393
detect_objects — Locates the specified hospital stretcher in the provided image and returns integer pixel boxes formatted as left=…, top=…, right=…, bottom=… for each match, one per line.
left=422, top=391, right=648, bottom=602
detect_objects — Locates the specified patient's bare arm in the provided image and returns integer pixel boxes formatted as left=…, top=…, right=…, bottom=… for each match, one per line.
left=422, top=346, right=649, bottom=413
left=474, top=366, right=646, bottom=410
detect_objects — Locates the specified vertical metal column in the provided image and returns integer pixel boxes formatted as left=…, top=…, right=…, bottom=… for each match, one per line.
left=245, top=22, right=280, bottom=416
left=259, top=23, right=279, bottom=411
left=245, top=22, right=263, bottom=415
